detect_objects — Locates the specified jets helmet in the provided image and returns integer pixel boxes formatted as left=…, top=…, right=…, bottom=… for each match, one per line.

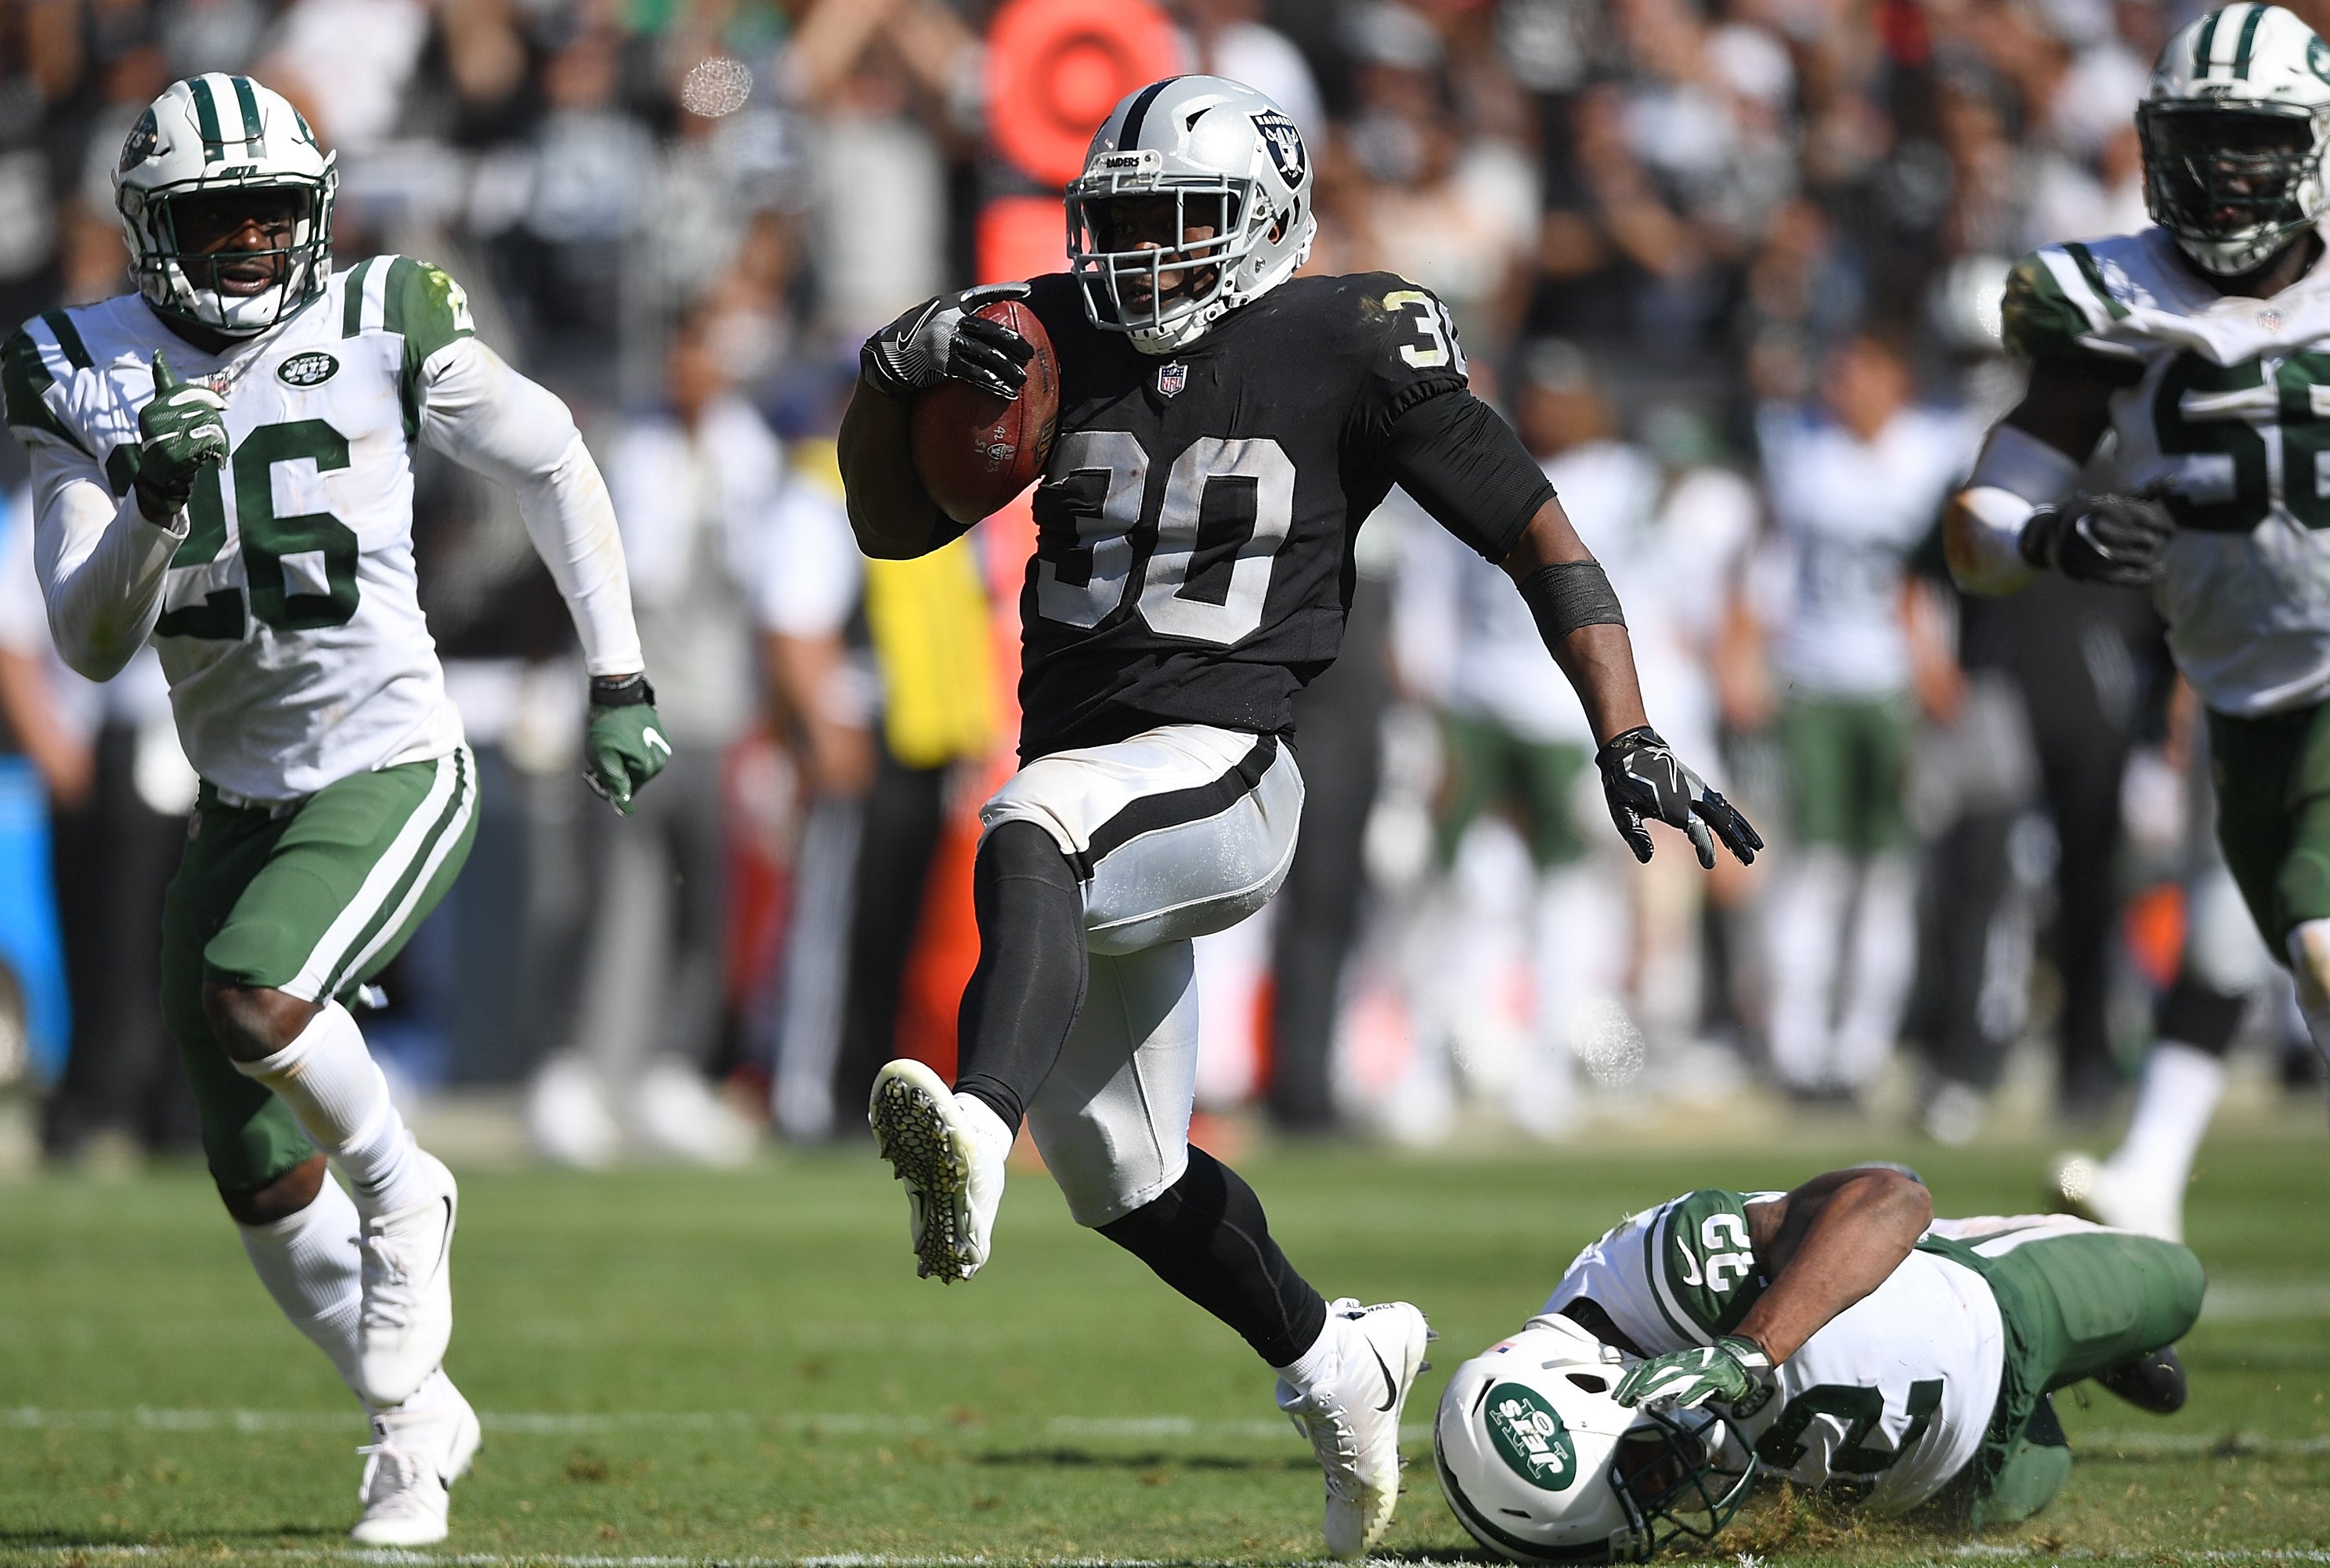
left=114, top=74, right=337, bottom=336
left=1067, top=75, right=1316, bottom=355
left=1434, top=1315, right=1757, bottom=1563
left=2138, top=4, right=2330, bottom=276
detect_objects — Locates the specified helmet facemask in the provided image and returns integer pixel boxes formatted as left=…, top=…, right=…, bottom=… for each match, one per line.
left=2139, top=101, right=2329, bottom=275
left=121, top=174, right=334, bottom=338
left=1067, top=169, right=1291, bottom=353
left=1606, top=1405, right=1757, bottom=1559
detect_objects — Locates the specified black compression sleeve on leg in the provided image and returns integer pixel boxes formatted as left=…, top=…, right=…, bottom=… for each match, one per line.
left=949, top=819, right=1089, bottom=1131
left=1096, top=1146, right=1330, bottom=1367
left=2155, top=974, right=2248, bottom=1060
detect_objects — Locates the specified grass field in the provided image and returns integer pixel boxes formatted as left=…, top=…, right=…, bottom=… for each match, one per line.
left=2, top=1128, right=2327, bottom=1567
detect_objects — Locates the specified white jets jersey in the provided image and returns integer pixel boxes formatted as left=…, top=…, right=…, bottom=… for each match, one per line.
left=2006, top=226, right=2330, bottom=717
left=4, top=258, right=474, bottom=800
left=1541, top=1188, right=2005, bottom=1514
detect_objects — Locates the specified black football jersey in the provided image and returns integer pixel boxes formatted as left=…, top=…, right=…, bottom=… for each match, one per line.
left=1015, top=270, right=1479, bottom=760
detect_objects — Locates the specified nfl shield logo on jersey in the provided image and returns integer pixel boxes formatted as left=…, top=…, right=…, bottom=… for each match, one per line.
left=1158, top=362, right=1188, bottom=399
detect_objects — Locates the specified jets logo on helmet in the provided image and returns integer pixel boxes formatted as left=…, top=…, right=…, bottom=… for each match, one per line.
left=2138, top=5, right=2330, bottom=276
left=114, top=74, right=337, bottom=338
left=1067, top=75, right=1317, bottom=355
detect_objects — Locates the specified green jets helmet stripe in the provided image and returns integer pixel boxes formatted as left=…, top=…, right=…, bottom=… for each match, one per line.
left=2194, top=7, right=2223, bottom=70
left=39, top=309, right=90, bottom=370
left=0, top=327, right=91, bottom=457
left=2236, top=2, right=2270, bottom=75
left=230, top=74, right=262, bottom=139
left=188, top=74, right=226, bottom=161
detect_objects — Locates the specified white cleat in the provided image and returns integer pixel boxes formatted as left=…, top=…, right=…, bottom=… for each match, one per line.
left=350, top=1371, right=481, bottom=1545
left=868, top=1059, right=1010, bottom=1282
left=356, top=1150, right=458, bottom=1406
left=2050, top=1151, right=2182, bottom=1242
left=1278, top=1298, right=1432, bottom=1559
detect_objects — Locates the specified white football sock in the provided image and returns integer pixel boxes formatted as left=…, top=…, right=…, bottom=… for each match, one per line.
left=234, top=1001, right=425, bottom=1216
left=237, top=1172, right=364, bottom=1397
left=1764, top=849, right=1851, bottom=1089
left=2104, top=1041, right=2225, bottom=1197
left=1833, top=854, right=1917, bottom=1089
left=1273, top=1313, right=1341, bottom=1391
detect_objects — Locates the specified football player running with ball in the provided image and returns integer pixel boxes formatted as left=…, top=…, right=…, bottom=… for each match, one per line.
left=840, top=76, right=1760, bottom=1558
left=1950, top=2, right=2330, bottom=1200
left=1434, top=1167, right=2203, bottom=1561
left=3, top=78, right=666, bottom=1541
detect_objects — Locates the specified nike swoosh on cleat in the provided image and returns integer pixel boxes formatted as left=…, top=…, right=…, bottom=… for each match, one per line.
left=1368, top=1341, right=1399, bottom=1413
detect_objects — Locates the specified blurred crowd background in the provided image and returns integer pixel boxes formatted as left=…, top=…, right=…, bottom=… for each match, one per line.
left=0, top=0, right=2323, bottom=1171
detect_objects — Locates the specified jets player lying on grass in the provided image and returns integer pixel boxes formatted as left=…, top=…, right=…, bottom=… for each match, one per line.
left=1947, top=2, right=2330, bottom=1233
left=838, top=75, right=1761, bottom=1560
left=1433, top=1165, right=2205, bottom=1563
left=2, top=76, right=667, bottom=1545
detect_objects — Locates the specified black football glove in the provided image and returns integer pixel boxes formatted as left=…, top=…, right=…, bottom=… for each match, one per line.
left=1595, top=725, right=1764, bottom=869
left=2018, top=490, right=2173, bottom=587
left=861, top=281, right=1035, bottom=402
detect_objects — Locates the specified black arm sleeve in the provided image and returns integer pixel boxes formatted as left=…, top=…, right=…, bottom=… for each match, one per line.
left=1382, top=387, right=1556, bottom=562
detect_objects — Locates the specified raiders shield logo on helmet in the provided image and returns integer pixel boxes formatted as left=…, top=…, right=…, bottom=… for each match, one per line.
left=1251, top=108, right=1305, bottom=186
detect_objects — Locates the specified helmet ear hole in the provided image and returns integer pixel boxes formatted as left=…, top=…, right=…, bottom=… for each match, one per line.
left=1566, top=1372, right=1610, bottom=1393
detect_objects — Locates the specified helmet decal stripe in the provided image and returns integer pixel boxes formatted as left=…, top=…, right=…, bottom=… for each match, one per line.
left=188, top=75, right=226, bottom=162
left=2194, top=7, right=2224, bottom=74
left=1119, top=76, right=1184, bottom=147
left=2235, top=2, right=2269, bottom=77
left=231, top=75, right=263, bottom=140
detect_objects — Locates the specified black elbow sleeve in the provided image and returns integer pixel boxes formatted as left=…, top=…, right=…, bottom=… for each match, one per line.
left=1381, top=389, right=1556, bottom=561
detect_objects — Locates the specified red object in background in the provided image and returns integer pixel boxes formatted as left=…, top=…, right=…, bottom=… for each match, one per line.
left=987, top=0, right=1180, bottom=188
left=976, top=196, right=1071, bottom=287
left=2125, top=882, right=2187, bottom=992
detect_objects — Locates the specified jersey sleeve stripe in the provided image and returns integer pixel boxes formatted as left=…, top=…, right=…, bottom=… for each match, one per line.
left=382, top=256, right=416, bottom=338
left=2061, top=244, right=2131, bottom=322
left=341, top=258, right=376, bottom=338
left=4, top=325, right=92, bottom=457
left=1642, top=1202, right=1708, bottom=1345
left=39, top=309, right=90, bottom=370
left=361, top=257, right=393, bottom=335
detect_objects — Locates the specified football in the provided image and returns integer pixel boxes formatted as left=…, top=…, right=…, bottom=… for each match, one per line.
left=909, top=298, right=1059, bottom=524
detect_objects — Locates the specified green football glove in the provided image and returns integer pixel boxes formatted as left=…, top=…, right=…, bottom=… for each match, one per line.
left=135, top=351, right=229, bottom=524
left=583, top=674, right=671, bottom=815
left=1613, top=1335, right=1775, bottom=1411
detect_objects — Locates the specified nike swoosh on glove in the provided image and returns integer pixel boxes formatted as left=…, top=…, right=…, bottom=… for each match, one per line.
left=1613, top=1336, right=1774, bottom=1411
left=2018, top=490, right=2173, bottom=587
left=583, top=677, right=672, bottom=816
left=862, top=282, right=1036, bottom=402
left=1595, top=726, right=1764, bottom=869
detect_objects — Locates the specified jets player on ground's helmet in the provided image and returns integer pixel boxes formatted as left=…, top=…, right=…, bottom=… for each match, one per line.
left=1067, top=74, right=1316, bottom=355
left=1434, top=1316, right=1756, bottom=1563
left=114, top=74, right=336, bottom=337
left=2138, top=3, right=2330, bottom=276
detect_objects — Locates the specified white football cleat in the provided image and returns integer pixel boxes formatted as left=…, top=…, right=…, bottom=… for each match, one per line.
left=350, top=1371, right=480, bottom=1545
left=631, top=1056, right=757, bottom=1167
left=356, top=1149, right=458, bottom=1406
left=526, top=1053, right=620, bottom=1169
left=1277, top=1298, right=1431, bottom=1559
left=868, top=1059, right=1010, bottom=1282
left=2050, top=1151, right=2182, bottom=1242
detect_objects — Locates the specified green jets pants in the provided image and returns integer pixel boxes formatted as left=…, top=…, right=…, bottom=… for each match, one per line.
left=1436, top=713, right=1591, bottom=869
left=1930, top=1223, right=2205, bottom=1526
left=161, top=748, right=478, bottom=1194
left=2206, top=699, right=2330, bottom=954
left=1779, top=695, right=1913, bottom=853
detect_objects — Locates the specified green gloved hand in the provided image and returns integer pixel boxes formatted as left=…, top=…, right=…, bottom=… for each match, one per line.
left=135, top=352, right=228, bottom=524
left=584, top=674, right=671, bottom=815
left=1613, top=1335, right=1775, bottom=1411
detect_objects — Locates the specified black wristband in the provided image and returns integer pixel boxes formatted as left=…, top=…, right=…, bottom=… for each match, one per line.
left=2018, top=504, right=2063, bottom=569
left=1595, top=724, right=1661, bottom=767
left=590, top=673, right=656, bottom=708
left=1518, top=560, right=1626, bottom=649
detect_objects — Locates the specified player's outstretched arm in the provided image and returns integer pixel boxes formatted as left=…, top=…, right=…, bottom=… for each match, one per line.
left=415, top=328, right=668, bottom=813
left=840, top=284, right=1033, bottom=560
left=17, top=349, right=226, bottom=681
left=1613, top=1167, right=1932, bottom=1411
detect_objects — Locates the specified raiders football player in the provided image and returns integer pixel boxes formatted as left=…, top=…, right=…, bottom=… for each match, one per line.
left=838, top=76, right=1761, bottom=1558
